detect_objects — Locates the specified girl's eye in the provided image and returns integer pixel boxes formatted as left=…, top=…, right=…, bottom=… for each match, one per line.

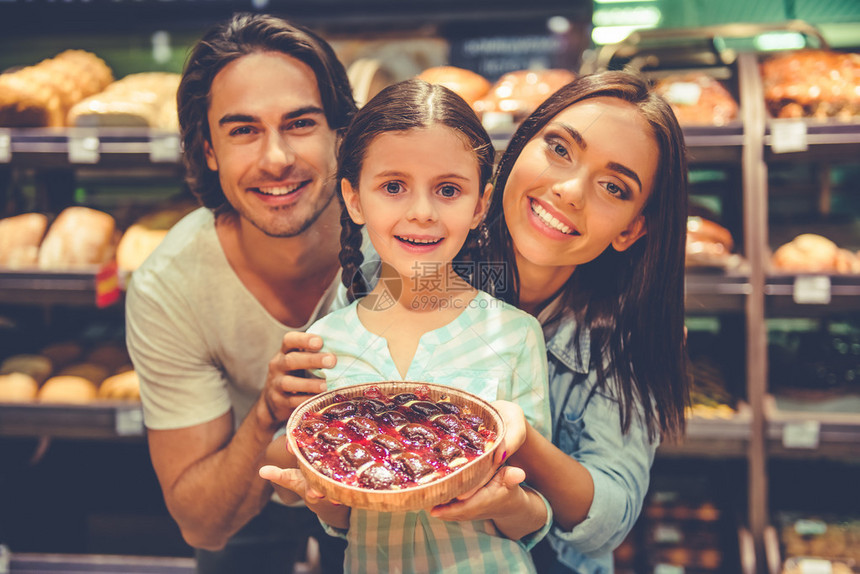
left=438, top=185, right=459, bottom=198
left=384, top=182, right=403, bottom=194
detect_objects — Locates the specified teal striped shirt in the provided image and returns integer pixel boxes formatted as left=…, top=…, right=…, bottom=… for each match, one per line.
left=308, top=289, right=552, bottom=574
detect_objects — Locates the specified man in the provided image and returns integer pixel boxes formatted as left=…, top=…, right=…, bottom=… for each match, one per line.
left=125, top=13, right=356, bottom=573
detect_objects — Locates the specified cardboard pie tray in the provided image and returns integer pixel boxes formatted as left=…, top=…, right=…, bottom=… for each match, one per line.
left=286, top=381, right=505, bottom=513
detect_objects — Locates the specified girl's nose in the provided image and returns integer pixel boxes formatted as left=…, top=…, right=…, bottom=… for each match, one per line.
left=406, top=191, right=438, bottom=222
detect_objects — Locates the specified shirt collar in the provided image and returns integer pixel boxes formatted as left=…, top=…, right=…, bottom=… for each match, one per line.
left=537, top=295, right=590, bottom=375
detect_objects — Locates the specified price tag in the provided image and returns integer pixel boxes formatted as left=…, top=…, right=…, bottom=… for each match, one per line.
left=797, top=558, right=834, bottom=574
left=655, top=565, right=685, bottom=574
left=794, top=519, right=827, bottom=536
left=771, top=120, right=808, bottom=154
left=783, top=420, right=820, bottom=449
left=0, top=129, right=10, bottom=163
left=654, top=524, right=683, bottom=544
left=666, top=82, right=702, bottom=106
left=793, top=275, right=831, bottom=305
left=149, top=134, right=181, bottom=163
left=115, top=407, right=144, bottom=436
left=95, top=261, right=121, bottom=308
left=68, top=132, right=100, bottom=164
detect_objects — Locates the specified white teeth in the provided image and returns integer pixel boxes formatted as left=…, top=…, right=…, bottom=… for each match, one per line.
left=531, top=201, right=574, bottom=234
left=398, top=236, right=441, bottom=245
left=257, top=183, right=302, bottom=196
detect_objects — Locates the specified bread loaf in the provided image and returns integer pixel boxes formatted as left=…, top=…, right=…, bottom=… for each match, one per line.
left=686, top=216, right=735, bottom=267
left=0, top=213, right=48, bottom=268
left=416, top=66, right=491, bottom=106
left=0, top=50, right=113, bottom=127
left=0, top=354, right=53, bottom=385
left=761, top=50, right=860, bottom=120
left=0, top=372, right=39, bottom=402
left=772, top=234, right=840, bottom=272
left=58, top=362, right=109, bottom=385
left=85, top=342, right=131, bottom=373
left=654, top=73, right=738, bottom=126
left=98, top=369, right=140, bottom=400
left=37, top=206, right=116, bottom=269
left=38, top=375, right=98, bottom=403
left=116, top=224, right=168, bottom=272
left=39, top=341, right=84, bottom=371
left=68, top=72, right=181, bottom=130
left=474, top=69, right=576, bottom=124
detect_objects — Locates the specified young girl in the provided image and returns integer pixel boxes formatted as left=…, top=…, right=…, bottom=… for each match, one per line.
left=431, top=71, right=691, bottom=574
left=262, top=78, right=553, bottom=573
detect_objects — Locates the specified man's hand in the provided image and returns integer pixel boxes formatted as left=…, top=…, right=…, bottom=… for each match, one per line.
left=257, top=331, right=335, bottom=430
left=259, top=464, right=350, bottom=530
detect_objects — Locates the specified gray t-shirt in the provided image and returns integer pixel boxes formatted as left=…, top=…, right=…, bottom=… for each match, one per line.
left=125, top=207, right=347, bottom=431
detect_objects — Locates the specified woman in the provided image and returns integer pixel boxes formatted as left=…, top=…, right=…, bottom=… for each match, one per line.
left=433, top=70, right=690, bottom=573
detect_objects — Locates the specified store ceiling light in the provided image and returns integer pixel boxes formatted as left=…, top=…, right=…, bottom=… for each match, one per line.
left=592, top=24, right=656, bottom=45
left=754, top=32, right=807, bottom=51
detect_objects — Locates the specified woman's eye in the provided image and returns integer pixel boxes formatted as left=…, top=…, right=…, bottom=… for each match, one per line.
left=384, top=182, right=403, bottom=194
left=544, top=136, right=569, bottom=159
left=438, top=185, right=459, bottom=198
left=604, top=181, right=628, bottom=198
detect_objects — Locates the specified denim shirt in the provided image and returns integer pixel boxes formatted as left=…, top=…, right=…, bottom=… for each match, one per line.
left=538, top=302, right=658, bottom=574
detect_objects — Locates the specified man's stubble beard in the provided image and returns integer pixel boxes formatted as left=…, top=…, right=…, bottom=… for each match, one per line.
left=246, top=181, right=339, bottom=239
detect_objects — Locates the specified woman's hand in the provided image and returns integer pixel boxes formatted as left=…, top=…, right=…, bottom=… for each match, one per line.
left=255, top=331, right=336, bottom=431
left=491, top=400, right=527, bottom=463
left=429, top=465, right=547, bottom=540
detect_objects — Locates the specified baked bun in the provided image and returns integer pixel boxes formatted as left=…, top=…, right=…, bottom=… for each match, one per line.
left=0, top=213, right=48, bottom=268
left=0, top=354, right=53, bottom=385
left=39, top=341, right=84, bottom=371
left=0, top=372, right=39, bottom=402
left=85, top=342, right=130, bottom=373
left=474, top=69, right=576, bottom=124
left=654, top=73, right=738, bottom=126
left=98, top=369, right=140, bottom=401
left=686, top=216, right=734, bottom=267
left=38, top=206, right=117, bottom=269
left=772, top=234, right=840, bottom=272
left=116, top=224, right=168, bottom=272
left=58, top=362, right=109, bottom=385
left=416, top=66, right=491, bottom=105
left=67, top=72, right=181, bottom=130
left=38, top=375, right=98, bottom=403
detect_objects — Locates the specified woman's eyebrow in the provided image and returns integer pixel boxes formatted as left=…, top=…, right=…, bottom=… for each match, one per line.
left=554, top=123, right=586, bottom=150
left=607, top=161, right=642, bottom=192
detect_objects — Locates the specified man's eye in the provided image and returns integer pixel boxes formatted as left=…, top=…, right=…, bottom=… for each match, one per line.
left=290, top=118, right=316, bottom=130
left=229, top=126, right=255, bottom=136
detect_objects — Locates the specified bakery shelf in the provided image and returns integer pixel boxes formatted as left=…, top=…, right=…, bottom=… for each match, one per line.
left=684, top=122, right=746, bottom=164
left=0, top=267, right=124, bottom=307
left=685, top=268, right=751, bottom=313
left=6, top=552, right=193, bottom=573
left=764, top=274, right=860, bottom=315
left=0, top=127, right=184, bottom=169
left=764, top=119, right=860, bottom=162
left=0, top=402, right=144, bottom=440
left=764, top=394, right=860, bottom=461
left=657, top=404, right=752, bottom=459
